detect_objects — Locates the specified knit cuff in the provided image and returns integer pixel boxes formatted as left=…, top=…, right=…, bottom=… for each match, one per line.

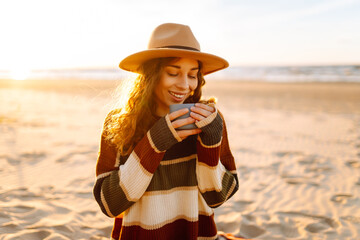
left=148, top=115, right=181, bottom=152
left=195, top=107, right=223, bottom=147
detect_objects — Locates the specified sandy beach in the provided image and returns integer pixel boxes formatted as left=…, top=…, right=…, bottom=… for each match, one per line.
left=1, top=79, right=360, bottom=239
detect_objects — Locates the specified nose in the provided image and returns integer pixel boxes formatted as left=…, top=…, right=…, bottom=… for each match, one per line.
left=175, top=74, right=190, bottom=90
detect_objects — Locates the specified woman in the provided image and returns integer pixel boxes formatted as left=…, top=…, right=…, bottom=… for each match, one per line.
left=93, top=23, right=239, bottom=240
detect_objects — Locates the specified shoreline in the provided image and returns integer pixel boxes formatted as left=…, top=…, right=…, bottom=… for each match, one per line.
left=1, top=79, right=359, bottom=114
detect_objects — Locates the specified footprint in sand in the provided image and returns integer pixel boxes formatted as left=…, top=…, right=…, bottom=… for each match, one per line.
left=277, top=211, right=340, bottom=229
left=356, top=178, right=360, bottom=186
left=253, top=183, right=269, bottom=192
left=285, top=179, right=320, bottom=187
left=3, top=229, right=52, bottom=240
left=233, top=200, right=254, bottom=212
left=239, top=222, right=266, bottom=239
left=265, top=217, right=302, bottom=238
left=305, top=166, right=333, bottom=174
left=297, top=155, right=319, bottom=165
left=20, top=152, right=46, bottom=164
left=341, top=216, right=360, bottom=224
left=5, top=156, right=21, bottom=166
left=330, top=194, right=353, bottom=204
left=273, top=151, right=303, bottom=158
left=3, top=205, right=35, bottom=215
left=0, top=188, right=43, bottom=202
left=1, top=222, right=23, bottom=235
left=56, top=150, right=95, bottom=163
left=345, top=160, right=360, bottom=168
left=305, top=222, right=330, bottom=233
left=281, top=174, right=319, bottom=187
left=0, top=211, right=11, bottom=225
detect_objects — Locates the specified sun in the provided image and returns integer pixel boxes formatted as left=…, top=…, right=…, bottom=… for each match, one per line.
left=10, top=68, right=31, bottom=81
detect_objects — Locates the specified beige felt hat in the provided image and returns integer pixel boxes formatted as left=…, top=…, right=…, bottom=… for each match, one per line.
left=119, top=23, right=229, bottom=75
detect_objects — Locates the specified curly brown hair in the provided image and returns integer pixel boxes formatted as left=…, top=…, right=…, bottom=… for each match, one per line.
left=104, top=57, right=210, bottom=156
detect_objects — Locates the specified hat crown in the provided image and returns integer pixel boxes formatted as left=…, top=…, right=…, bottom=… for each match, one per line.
left=147, top=23, right=201, bottom=51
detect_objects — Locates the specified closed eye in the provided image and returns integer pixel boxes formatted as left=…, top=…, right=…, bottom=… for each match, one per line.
left=167, top=72, right=178, bottom=77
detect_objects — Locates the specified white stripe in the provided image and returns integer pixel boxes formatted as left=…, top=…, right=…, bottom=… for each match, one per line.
left=195, top=106, right=218, bottom=129
left=197, top=160, right=227, bottom=193
left=198, top=191, right=214, bottom=216
left=160, top=154, right=197, bottom=166
left=197, top=135, right=222, bottom=148
left=114, top=150, right=121, bottom=167
left=119, top=152, right=153, bottom=201
left=147, top=131, right=164, bottom=153
left=225, top=178, right=237, bottom=201
left=96, top=171, right=112, bottom=180
left=123, top=187, right=199, bottom=229
left=165, top=114, right=182, bottom=142
left=100, top=189, right=115, bottom=218
left=208, top=178, right=237, bottom=208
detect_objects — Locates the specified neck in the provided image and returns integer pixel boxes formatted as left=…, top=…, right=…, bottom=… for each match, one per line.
left=156, top=105, right=169, bottom=117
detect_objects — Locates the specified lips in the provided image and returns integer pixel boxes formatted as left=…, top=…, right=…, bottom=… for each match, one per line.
left=169, top=91, right=187, bottom=100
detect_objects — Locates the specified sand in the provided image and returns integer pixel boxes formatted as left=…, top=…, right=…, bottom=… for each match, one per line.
left=0, top=79, right=359, bottom=239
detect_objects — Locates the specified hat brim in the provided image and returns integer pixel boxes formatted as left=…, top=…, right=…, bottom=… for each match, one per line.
left=119, top=48, right=229, bottom=75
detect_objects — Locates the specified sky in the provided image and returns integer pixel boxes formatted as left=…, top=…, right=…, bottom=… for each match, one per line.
left=0, top=0, right=360, bottom=72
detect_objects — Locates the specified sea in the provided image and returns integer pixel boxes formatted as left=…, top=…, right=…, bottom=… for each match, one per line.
left=1, top=65, right=360, bottom=82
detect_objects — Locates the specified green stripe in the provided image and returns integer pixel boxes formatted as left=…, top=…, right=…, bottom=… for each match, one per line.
left=199, top=113, right=223, bottom=146
left=201, top=172, right=236, bottom=207
left=150, top=117, right=179, bottom=151
left=147, top=158, right=197, bottom=191
left=102, top=171, right=135, bottom=216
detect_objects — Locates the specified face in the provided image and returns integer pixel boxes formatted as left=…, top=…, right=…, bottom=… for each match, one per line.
left=154, top=58, right=199, bottom=116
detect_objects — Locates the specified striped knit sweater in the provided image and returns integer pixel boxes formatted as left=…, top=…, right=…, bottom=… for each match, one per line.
left=93, top=107, right=239, bottom=240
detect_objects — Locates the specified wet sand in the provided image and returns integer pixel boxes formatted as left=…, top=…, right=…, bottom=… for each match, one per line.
left=1, top=79, right=359, bottom=239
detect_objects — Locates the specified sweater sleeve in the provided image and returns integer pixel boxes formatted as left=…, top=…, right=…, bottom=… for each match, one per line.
left=195, top=108, right=239, bottom=208
left=93, top=113, right=182, bottom=218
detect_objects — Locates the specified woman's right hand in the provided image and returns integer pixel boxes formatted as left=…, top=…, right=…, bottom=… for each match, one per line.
left=168, top=108, right=202, bottom=140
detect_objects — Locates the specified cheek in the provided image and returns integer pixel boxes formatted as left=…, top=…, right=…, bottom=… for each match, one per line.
left=190, top=79, right=198, bottom=90
left=155, top=78, right=173, bottom=102
left=158, top=75, right=172, bottom=91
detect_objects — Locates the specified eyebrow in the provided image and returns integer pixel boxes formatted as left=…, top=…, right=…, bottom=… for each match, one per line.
left=167, top=65, right=199, bottom=71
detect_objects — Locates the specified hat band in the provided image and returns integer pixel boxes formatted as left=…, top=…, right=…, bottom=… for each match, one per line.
left=156, top=45, right=200, bottom=52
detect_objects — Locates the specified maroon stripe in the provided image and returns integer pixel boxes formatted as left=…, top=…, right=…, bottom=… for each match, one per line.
left=111, top=217, right=123, bottom=240
left=120, top=219, right=198, bottom=240
left=197, top=141, right=220, bottom=167
left=96, top=134, right=119, bottom=176
left=133, top=134, right=165, bottom=173
left=198, top=214, right=217, bottom=237
left=119, top=215, right=218, bottom=239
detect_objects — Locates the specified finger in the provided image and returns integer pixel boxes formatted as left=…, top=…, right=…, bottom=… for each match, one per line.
left=194, top=103, right=215, bottom=113
left=168, top=108, right=189, bottom=121
left=177, top=128, right=202, bottom=139
left=190, top=106, right=212, bottom=118
left=190, top=111, right=205, bottom=121
left=172, top=117, right=195, bottom=129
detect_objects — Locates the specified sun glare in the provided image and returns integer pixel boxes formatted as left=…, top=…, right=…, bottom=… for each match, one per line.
left=10, top=68, right=31, bottom=81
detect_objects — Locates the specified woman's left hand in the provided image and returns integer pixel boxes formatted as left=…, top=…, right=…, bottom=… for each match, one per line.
left=190, top=103, right=215, bottom=122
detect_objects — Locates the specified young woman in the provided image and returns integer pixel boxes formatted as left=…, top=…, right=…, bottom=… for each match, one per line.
left=93, top=23, right=239, bottom=240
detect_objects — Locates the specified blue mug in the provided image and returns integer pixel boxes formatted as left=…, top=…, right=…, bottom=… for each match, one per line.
left=169, top=103, right=197, bottom=130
